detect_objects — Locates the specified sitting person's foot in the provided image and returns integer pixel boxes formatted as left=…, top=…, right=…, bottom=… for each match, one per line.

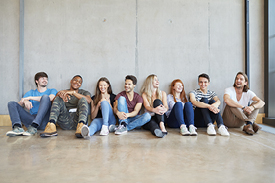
left=217, top=125, right=230, bottom=136
left=207, top=124, right=216, bottom=136
left=115, top=124, right=127, bottom=135
left=75, top=122, right=84, bottom=138
left=180, top=125, right=190, bottom=136
left=40, top=122, right=58, bottom=138
left=252, top=123, right=261, bottom=133
left=109, top=124, right=118, bottom=133
left=243, top=124, right=254, bottom=135
left=100, top=125, right=109, bottom=136
left=81, top=124, right=90, bottom=138
left=6, top=126, right=25, bottom=137
left=23, top=126, right=37, bottom=136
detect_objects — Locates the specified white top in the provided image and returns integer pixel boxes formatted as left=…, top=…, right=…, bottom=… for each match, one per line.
left=166, top=94, right=186, bottom=118
left=224, top=86, right=256, bottom=106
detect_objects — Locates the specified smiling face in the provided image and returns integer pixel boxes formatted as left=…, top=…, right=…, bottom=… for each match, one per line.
left=152, top=76, right=159, bottom=88
left=173, top=82, right=183, bottom=94
left=98, top=81, right=109, bottom=94
left=198, top=77, right=209, bottom=91
left=234, top=74, right=247, bottom=89
left=70, top=76, right=82, bottom=90
left=124, top=79, right=135, bottom=93
left=36, top=77, right=48, bottom=87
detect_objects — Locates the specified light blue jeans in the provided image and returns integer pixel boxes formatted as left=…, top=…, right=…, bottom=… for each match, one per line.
left=117, top=96, right=151, bottom=131
left=88, top=101, right=116, bottom=136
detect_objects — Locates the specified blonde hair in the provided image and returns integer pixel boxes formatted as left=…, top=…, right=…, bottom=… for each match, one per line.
left=140, top=74, right=162, bottom=107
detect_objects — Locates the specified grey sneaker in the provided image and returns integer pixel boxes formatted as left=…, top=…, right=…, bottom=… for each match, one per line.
left=109, top=124, right=118, bottom=133
left=23, top=126, right=37, bottom=136
left=115, top=124, right=127, bottom=135
left=6, top=127, right=25, bottom=137
left=81, top=125, right=90, bottom=138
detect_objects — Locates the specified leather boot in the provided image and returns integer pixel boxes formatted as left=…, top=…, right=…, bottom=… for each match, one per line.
left=75, top=122, right=84, bottom=138
left=252, top=123, right=262, bottom=133
left=243, top=124, right=254, bottom=135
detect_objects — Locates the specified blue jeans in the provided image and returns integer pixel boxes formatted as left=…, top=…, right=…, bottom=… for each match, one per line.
left=88, top=101, right=116, bottom=136
left=166, top=102, right=194, bottom=128
left=194, top=98, right=224, bottom=127
left=117, top=96, right=151, bottom=131
left=7, top=95, right=51, bottom=130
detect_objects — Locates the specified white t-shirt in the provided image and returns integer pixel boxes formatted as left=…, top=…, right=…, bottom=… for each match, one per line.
left=224, top=87, right=256, bottom=106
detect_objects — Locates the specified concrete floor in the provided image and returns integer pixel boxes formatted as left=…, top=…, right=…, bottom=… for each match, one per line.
left=0, top=126, right=275, bottom=183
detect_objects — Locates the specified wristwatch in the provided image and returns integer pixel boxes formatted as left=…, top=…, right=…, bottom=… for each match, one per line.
left=242, top=106, right=245, bottom=110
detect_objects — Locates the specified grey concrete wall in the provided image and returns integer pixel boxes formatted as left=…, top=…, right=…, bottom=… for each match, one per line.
left=0, top=0, right=265, bottom=114
left=0, top=0, right=20, bottom=114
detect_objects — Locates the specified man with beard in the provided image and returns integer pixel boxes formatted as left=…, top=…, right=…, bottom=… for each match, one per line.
left=111, top=75, right=151, bottom=135
left=223, top=72, right=265, bottom=135
left=40, top=75, right=91, bottom=138
left=6, top=72, right=57, bottom=136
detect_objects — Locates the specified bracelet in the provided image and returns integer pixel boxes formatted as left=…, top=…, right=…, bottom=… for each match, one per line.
left=242, top=106, right=245, bottom=110
left=252, top=105, right=256, bottom=109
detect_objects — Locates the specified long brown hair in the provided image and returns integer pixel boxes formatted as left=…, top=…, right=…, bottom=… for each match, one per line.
left=233, top=72, right=250, bottom=92
left=93, top=77, right=113, bottom=106
left=170, top=79, right=187, bottom=103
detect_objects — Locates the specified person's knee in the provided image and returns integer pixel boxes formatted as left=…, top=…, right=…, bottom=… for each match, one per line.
left=117, top=96, right=126, bottom=104
left=143, top=112, right=151, bottom=122
left=153, top=99, right=163, bottom=107
left=200, top=98, right=208, bottom=104
left=7, top=101, right=17, bottom=107
left=40, top=95, right=50, bottom=102
left=79, top=97, right=88, bottom=105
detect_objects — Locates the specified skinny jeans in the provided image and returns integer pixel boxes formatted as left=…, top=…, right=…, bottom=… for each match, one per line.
left=88, top=101, right=117, bottom=136
left=166, top=102, right=194, bottom=128
left=194, top=98, right=224, bottom=127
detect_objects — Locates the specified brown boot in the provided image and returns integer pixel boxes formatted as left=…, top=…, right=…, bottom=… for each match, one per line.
left=75, top=123, right=84, bottom=138
left=243, top=124, right=254, bottom=135
left=252, top=123, right=262, bottom=133
left=40, top=122, right=58, bottom=137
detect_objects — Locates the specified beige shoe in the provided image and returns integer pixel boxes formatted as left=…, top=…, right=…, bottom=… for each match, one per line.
left=40, top=122, right=57, bottom=138
left=75, top=123, right=84, bottom=138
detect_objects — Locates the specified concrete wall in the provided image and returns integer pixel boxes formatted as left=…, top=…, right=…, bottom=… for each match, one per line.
left=0, top=0, right=265, bottom=114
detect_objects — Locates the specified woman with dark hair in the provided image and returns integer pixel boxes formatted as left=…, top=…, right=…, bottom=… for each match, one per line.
left=166, top=79, right=197, bottom=136
left=141, top=74, right=168, bottom=138
left=81, top=77, right=116, bottom=137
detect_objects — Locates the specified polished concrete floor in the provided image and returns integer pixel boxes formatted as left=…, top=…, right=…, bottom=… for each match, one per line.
left=1, top=126, right=275, bottom=183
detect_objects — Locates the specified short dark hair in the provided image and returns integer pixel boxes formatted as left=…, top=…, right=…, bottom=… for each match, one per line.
left=72, top=75, right=83, bottom=82
left=34, top=72, right=48, bottom=86
left=125, top=75, right=137, bottom=85
left=198, top=73, right=210, bottom=82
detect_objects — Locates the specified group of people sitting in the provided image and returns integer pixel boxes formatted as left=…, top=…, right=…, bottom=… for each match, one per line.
left=6, top=71, right=265, bottom=138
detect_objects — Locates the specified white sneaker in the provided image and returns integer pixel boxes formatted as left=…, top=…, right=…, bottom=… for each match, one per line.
left=180, top=125, right=190, bottom=136
left=100, top=125, right=109, bottom=136
left=218, top=125, right=230, bottom=136
left=207, top=124, right=216, bottom=136
left=81, top=125, right=90, bottom=138
left=189, top=125, right=198, bottom=136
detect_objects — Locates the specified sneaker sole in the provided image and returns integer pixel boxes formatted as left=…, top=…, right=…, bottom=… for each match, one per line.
left=181, top=132, right=190, bottom=136
left=75, top=133, right=83, bottom=138
left=154, top=129, right=164, bottom=138
left=6, top=132, right=24, bottom=137
left=208, top=133, right=216, bottom=136
left=190, top=133, right=198, bottom=136
left=40, top=133, right=58, bottom=138
left=22, top=132, right=36, bottom=136
left=115, top=131, right=127, bottom=135
left=81, top=126, right=90, bottom=138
